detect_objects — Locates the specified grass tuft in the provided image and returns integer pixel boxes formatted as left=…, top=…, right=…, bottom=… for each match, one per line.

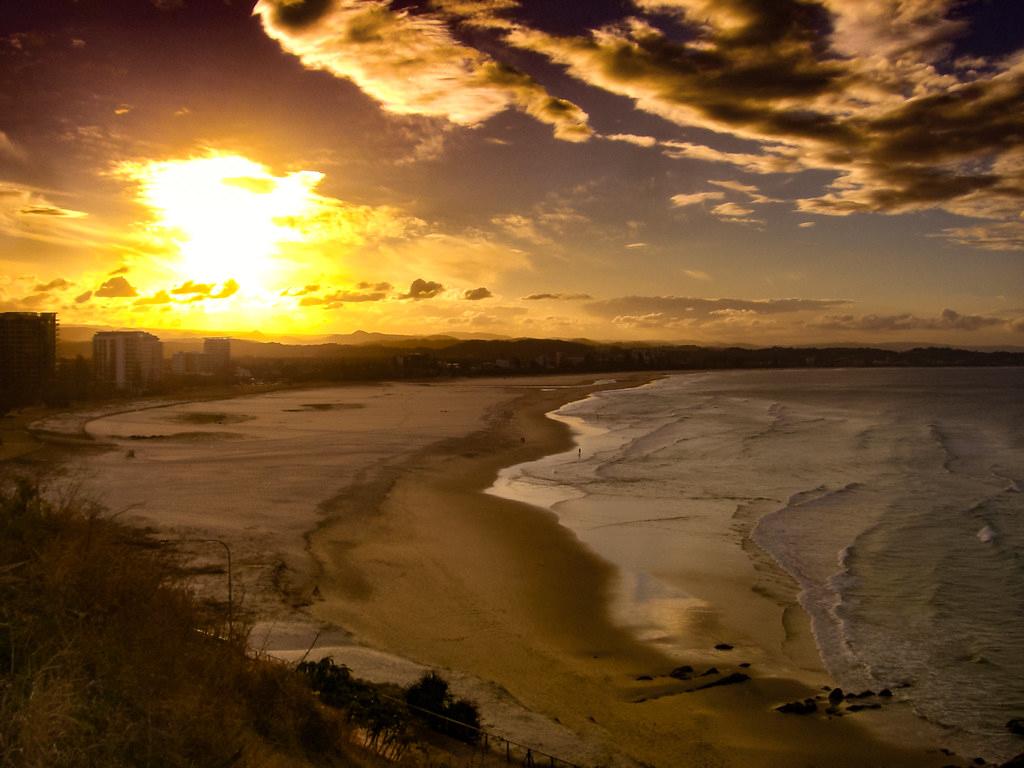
left=0, top=478, right=362, bottom=768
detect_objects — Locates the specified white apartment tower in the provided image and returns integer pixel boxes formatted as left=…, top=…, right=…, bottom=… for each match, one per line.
left=93, top=331, right=164, bottom=391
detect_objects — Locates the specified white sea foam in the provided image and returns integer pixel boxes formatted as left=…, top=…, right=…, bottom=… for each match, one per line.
left=490, top=368, right=1024, bottom=762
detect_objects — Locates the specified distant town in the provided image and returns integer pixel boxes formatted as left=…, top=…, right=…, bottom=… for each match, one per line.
left=2, top=310, right=1023, bottom=414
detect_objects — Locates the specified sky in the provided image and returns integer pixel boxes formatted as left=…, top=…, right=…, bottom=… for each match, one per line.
left=1, top=0, right=1022, bottom=346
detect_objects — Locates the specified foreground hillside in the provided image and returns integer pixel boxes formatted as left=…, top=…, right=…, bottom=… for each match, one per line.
left=0, top=478, right=505, bottom=768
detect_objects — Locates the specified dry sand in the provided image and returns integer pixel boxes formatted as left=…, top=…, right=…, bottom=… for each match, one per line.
left=26, top=376, right=956, bottom=767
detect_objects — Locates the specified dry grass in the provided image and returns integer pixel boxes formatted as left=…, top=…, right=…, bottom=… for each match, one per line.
left=0, top=479, right=370, bottom=768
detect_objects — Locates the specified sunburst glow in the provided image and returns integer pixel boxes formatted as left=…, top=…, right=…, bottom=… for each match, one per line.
left=119, top=153, right=325, bottom=291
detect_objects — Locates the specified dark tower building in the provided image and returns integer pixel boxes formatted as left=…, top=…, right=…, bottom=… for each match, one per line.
left=0, top=312, right=58, bottom=408
left=203, top=337, right=231, bottom=376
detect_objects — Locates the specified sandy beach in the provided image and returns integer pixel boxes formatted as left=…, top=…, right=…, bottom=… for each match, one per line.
left=307, top=376, right=951, bottom=768
left=25, top=375, right=958, bottom=767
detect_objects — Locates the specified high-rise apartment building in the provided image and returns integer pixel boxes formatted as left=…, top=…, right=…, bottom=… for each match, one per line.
left=93, top=331, right=164, bottom=391
left=203, top=337, right=231, bottom=376
left=0, top=312, right=58, bottom=406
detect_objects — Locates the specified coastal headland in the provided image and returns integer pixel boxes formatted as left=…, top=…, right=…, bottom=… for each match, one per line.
left=21, top=374, right=959, bottom=767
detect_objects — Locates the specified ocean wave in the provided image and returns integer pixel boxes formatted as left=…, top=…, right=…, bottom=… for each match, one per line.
left=496, top=368, right=1024, bottom=762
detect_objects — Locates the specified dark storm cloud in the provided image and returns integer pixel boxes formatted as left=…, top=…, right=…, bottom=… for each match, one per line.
left=493, top=0, right=1024, bottom=246
left=400, top=278, right=445, bottom=299
left=507, top=0, right=851, bottom=139
left=264, top=0, right=335, bottom=29
left=463, top=287, right=493, bottom=300
left=815, top=308, right=1008, bottom=332
left=95, top=276, right=137, bottom=298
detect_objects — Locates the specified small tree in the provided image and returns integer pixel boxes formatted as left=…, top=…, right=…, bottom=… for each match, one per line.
left=405, top=672, right=481, bottom=745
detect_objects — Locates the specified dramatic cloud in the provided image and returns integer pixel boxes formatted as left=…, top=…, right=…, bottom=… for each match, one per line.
left=95, top=276, right=137, bottom=298
left=319, top=288, right=389, bottom=304
left=498, top=0, right=1024, bottom=249
left=492, top=213, right=552, bottom=246
left=170, top=280, right=215, bottom=296
left=587, top=295, right=850, bottom=328
left=280, top=284, right=321, bottom=297
left=15, top=293, right=48, bottom=309
left=400, top=278, right=445, bottom=300
left=522, top=293, right=593, bottom=301
left=606, top=133, right=658, bottom=148
left=164, top=278, right=238, bottom=301
left=708, top=179, right=776, bottom=204
left=134, top=290, right=172, bottom=306
left=659, top=140, right=802, bottom=174
left=34, top=278, right=71, bottom=292
left=815, top=308, right=1008, bottom=332
left=211, top=279, right=239, bottom=299
left=711, top=202, right=754, bottom=218
left=253, top=0, right=592, bottom=142
left=670, top=191, right=725, bottom=208
left=0, top=183, right=100, bottom=251
left=463, top=287, right=493, bottom=300
left=939, top=222, right=1024, bottom=252
left=74, top=290, right=93, bottom=304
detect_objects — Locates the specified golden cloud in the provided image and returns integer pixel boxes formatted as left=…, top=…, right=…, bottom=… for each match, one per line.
left=253, top=0, right=591, bottom=142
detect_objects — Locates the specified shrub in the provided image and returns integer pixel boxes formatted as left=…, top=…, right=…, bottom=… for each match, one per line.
left=405, top=672, right=482, bottom=745
left=0, top=479, right=358, bottom=768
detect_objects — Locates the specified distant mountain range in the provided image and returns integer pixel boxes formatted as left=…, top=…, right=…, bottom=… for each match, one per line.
left=55, top=324, right=1024, bottom=358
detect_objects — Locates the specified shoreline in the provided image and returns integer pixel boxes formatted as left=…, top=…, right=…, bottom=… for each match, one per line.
left=5, top=374, right=965, bottom=766
left=307, top=373, right=951, bottom=767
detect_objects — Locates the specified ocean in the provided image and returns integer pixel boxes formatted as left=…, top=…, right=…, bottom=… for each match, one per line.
left=490, top=368, right=1024, bottom=761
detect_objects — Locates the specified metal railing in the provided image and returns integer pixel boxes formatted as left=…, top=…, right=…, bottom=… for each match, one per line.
left=379, top=691, right=584, bottom=768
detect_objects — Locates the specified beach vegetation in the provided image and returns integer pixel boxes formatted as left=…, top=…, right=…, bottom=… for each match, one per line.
left=297, top=657, right=411, bottom=759
left=298, top=660, right=483, bottom=751
left=0, top=478, right=366, bottom=768
left=405, top=672, right=482, bottom=745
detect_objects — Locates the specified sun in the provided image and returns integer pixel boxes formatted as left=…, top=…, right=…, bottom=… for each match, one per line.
left=119, top=153, right=325, bottom=292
